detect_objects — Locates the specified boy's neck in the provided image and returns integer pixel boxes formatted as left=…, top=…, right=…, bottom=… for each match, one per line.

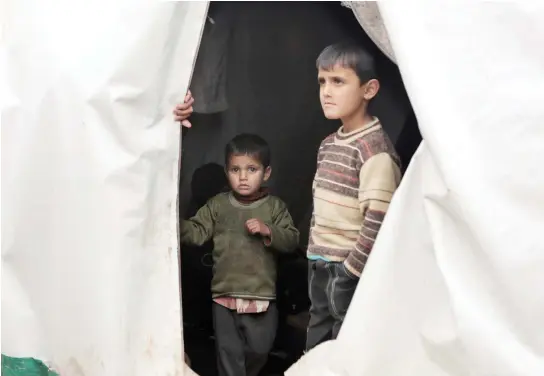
left=232, top=187, right=269, bottom=204
left=341, top=111, right=374, bottom=134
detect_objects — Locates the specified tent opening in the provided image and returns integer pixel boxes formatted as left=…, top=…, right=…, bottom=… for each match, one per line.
left=178, top=2, right=421, bottom=375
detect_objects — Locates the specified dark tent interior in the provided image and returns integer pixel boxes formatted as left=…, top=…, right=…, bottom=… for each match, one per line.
left=178, top=2, right=421, bottom=375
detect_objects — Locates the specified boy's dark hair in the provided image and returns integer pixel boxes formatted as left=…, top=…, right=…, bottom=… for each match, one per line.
left=225, top=133, right=271, bottom=167
left=316, top=41, right=377, bottom=84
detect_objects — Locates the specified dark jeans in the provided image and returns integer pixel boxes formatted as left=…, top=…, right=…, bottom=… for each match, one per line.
left=305, top=259, right=359, bottom=351
left=213, top=302, right=278, bottom=376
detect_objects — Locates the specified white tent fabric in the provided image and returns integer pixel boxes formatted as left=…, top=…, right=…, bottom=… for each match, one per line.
left=2, top=1, right=207, bottom=375
left=287, top=2, right=544, bottom=376
left=345, top=1, right=395, bottom=63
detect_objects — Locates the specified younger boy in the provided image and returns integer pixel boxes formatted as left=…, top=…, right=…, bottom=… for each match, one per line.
left=180, top=134, right=300, bottom=376
left=306, top=42, right=402, bottom=350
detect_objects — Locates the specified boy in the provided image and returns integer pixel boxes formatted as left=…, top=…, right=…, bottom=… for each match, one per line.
left=306, top=42, right=401, bottom=351
left=180, top=134, right=300, bottom=376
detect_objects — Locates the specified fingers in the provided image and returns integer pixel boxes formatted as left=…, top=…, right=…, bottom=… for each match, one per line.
left=175, top=112, right=192, bottom=123
left=174, top=97, right=195, bottom=114
left=245, top=219, right=260, bottom=234
left=246, top=222, right=258, bottom=233
left=184, top=90, right=193, bottom=103
left=174, top=100, right=194, bottom=123
left=173, top=91, right=194, bottom=124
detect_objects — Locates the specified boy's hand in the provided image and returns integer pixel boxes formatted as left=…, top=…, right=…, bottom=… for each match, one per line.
left=173, top=90, right=194, bottom=128
left=245, top=218, right=271, bottom=237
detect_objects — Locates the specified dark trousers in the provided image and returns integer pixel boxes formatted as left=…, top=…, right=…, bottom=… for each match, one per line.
left=213, top=302, right=278, bottom=376
left=305, top=260, right=359, bottom=351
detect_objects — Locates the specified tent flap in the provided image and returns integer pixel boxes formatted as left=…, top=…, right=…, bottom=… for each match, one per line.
left=2, top=2, right=208, bottom=375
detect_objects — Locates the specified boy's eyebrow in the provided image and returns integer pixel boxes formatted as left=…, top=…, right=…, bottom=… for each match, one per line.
left=318, top=74, right=344, bottom=80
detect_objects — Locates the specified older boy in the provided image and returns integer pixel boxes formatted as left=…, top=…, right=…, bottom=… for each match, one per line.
left=306, top=42, right=402, bottom=350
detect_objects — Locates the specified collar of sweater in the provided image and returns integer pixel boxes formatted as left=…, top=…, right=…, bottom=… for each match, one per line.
left=231, top=187, right=269, bottom=205
left=336, top=117, right=381, bottom=142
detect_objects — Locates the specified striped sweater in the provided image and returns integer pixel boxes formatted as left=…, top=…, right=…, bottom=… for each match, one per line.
left=308, top=118, right=401, bottom=277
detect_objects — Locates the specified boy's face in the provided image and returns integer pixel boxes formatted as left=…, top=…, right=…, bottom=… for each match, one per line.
left=318, top=64, right=379, bottom=121
left=226, top=154, right=271, bottom=196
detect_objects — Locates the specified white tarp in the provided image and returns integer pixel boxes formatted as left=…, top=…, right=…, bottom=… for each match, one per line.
left=288, top=2, right=544, bottom=376
left=2, top=1, right=208, bottom=375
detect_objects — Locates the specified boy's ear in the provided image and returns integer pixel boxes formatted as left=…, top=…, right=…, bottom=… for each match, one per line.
left=363, top=79, right=380, bottom=100
left=263, top=166, right=272, bottom=181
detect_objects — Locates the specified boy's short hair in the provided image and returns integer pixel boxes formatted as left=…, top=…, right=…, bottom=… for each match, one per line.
left=316, top=41, right=377, bottom=84
left=225, top=134, right=271, bottom=167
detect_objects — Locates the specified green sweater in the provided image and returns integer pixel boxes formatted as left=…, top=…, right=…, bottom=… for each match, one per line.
left=181, top=192, right=299, bottom=300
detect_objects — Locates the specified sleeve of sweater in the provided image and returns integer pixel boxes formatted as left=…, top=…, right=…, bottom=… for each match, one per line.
left=344, top=153, right=401, bottom=277
left=264, top=199, right=300, bottom=252
left=180, top=198, right=216, bottom=246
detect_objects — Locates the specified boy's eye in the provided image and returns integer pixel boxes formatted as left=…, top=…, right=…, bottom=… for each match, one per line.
left=333, top=78, right=343, bottom=85
left=230, top=167, right=239, bottom=173
left=248, top=167, right=257, bottom=172
left=318, top=78, right=325, bottom=85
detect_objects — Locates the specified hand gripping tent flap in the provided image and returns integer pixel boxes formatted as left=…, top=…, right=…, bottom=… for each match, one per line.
left=2, top=2, right=544, bottom=376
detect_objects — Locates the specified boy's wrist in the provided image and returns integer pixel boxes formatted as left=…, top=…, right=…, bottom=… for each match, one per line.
left=262, top=224, right=272, bottom=246
left=261, top=224, right=271, bottom=237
